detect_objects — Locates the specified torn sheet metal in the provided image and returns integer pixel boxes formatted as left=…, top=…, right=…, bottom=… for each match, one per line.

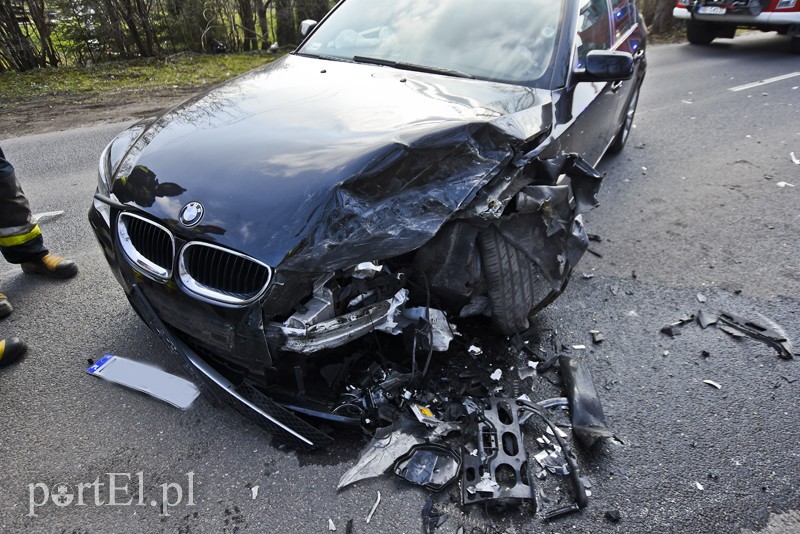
left=393, top=443, right=461, bottom=492
left=717, top=312, right=794, bottom=359
left=559, top=355, right=614, bottom=448
left=462, top=398, right=534, bottom=506
left=86, top=354, right=200, bottom=409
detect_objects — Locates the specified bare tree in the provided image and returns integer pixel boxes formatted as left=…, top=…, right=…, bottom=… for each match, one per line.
left=637, top=0, right=680, bottom=34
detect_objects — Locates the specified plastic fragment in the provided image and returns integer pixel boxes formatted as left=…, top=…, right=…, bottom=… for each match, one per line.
left=337, top=418, right=428, bottom=490
left=719, top=324, right=746, bottom=339
left=251, top=485, right=259, bottom=499
left=365, top=491, right=381, bottom=524
left=776, top=182, right=795, bottom=188
left=559, top=355, right=614, bottom=447
left=32, top=210, right=65, bottom=224
left=697, top=309, right=718, bottom=329
left=660, top=314, right=695, bottom=337
left=697, top=293, right=707, bottom=303
left=695, top=481, right=704, bottom=491
left=393, top=444, right=461, bottom=491
left=791, top=152, right=800, bottom=165
left=328, top=518, right=337, bottom=531
left=490, top=369, right=502, bottom=381
left=717, top=311, right=794, bottom=359
left=605, top=510, right=621, bottom=522
left=467, top=345, right=483, bottom=356
left=421, top=495, right=447, bottom=534
left=703, top=380, right=722, bottom=390
left=572, top=344, right=586, bottom=350
left=410, top=404, right=441, bottom=426
left=590, top=330, right=604, bottom=343
left=474, top=473, right=500, bottom=493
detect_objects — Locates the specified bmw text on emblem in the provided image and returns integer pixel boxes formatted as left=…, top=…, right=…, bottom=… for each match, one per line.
left=179, top=202, right=204, bottom=227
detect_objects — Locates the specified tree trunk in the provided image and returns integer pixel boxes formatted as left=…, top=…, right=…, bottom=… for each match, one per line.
left=135, top=0, right=158, bottom=56
left=237, top=0, right=255, bottom=51
left=256, top=0, right=269, bottom=50
left=24, top=0, right=58, bottom=66
left=651, top=0, right=677, bottom=33
left=274, top=0, right=294, bottom=46
left=103, top=0, right=130, bottom=57
left=294, top=0, right=328, bottom=24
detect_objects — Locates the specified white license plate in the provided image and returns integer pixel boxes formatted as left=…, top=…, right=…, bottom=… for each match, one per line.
left=698, top=6, right=726, bottom=15
left=87, top=354, right=200, bottom=409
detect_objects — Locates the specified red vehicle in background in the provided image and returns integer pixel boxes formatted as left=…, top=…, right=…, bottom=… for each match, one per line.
left=673, top=0, right=800, bottom=52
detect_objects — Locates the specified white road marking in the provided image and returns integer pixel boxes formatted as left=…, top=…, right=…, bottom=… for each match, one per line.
left=729, top=72, right=800, bottom=92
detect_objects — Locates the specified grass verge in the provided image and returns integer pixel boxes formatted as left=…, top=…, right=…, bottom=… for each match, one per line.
left=0, top=52, right=279, bottom=103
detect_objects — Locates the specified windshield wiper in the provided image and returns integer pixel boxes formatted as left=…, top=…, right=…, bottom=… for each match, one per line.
left=352, top=56, right=474, bottom=79
left=296, top=52, right=354, bottom=63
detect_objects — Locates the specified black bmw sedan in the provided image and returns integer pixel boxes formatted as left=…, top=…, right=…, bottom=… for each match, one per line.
left=89, top=0, right=646, bottom=447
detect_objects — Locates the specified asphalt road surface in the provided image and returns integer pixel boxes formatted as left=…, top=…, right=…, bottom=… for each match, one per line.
left=1, top=33, right=798, bottom=534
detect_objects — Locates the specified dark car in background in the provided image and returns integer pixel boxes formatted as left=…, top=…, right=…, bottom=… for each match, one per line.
left=89, top=0, right=646, bottom=446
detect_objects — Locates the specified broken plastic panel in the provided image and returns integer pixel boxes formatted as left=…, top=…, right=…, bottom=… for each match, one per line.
left=559, top=355, right=614, bottom=448
left=717, top=311, right=794, bottom=360
left=86, top=354, right=200, bottom=409
left=393, top=443, right=462, bottom=491
left=462, top=398, right=535, bottom=507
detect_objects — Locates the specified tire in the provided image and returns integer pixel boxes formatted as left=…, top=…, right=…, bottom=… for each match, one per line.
left=607, top=83, right=641, bottom=155
left=687, top=21, right=716, bottom=45
left=791, top=36, right=800, bottom=55
left=478, top=227, right=539, bottom=336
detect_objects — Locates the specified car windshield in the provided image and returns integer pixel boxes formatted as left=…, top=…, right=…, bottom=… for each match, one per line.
left=297, top=0, right=565, bottom=86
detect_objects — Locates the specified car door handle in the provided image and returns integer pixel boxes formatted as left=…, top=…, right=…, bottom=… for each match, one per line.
left=633, top=49, right=645, bottom=60
left=610, top=80, right=624, bottom=92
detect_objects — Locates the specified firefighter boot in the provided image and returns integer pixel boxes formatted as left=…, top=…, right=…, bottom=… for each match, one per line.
left=0, top=337, right=27, bottom=368
left=21, top=254, right=78, bottom=279
left=0, top=293, right=11, bottom=318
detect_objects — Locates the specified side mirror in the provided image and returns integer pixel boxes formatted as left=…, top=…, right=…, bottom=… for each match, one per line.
left=574, top=50, right=634, bottom=83
left=300, top=19, right=317, bottom=38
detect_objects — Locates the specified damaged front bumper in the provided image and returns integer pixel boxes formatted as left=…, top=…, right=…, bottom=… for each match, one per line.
left=127, top=283, right=334, bottom=450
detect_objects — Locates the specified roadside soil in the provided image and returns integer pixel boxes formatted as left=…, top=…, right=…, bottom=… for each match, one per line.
left=2, top=86, right=200, bottom=140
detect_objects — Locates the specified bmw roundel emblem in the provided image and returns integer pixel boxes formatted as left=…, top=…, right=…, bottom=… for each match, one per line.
left=179, top=202, right=204, bottom=227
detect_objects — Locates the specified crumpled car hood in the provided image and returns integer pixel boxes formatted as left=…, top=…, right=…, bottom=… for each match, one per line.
left=110, top=54, right=552, bottom=272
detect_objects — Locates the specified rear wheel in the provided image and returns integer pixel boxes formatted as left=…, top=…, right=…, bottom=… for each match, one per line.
left=478, top=227, right=539, bottom=336
left=687, top=21, right=717, bottom=45
left=608, top=83, right=640, bottom=154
